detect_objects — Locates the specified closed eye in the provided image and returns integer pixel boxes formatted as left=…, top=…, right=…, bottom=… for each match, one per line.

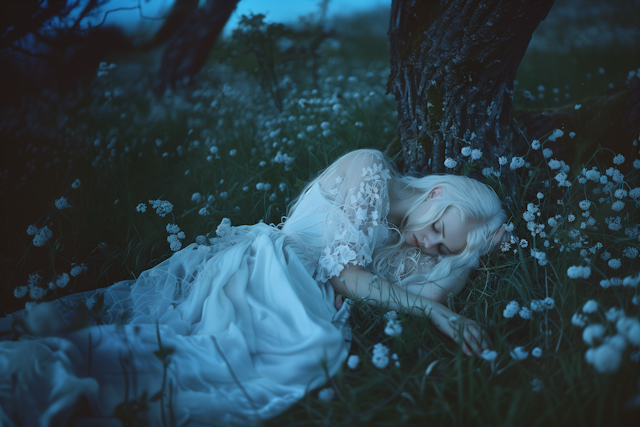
left=431, top=223, right=446, bottom=256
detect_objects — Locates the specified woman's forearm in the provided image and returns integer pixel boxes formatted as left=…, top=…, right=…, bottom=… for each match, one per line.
left=329, top=264, right=447, bottom=319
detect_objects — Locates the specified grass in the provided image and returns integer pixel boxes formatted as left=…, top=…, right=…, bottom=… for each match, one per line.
left=1, top=1, right=639, bottom=426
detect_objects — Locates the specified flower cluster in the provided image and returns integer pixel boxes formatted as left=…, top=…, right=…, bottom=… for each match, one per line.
left=27, top=224, right=53, bottom=247
left=166, top=223, right=186, bottom=251
left=371, top=343, right=390, bottom=369
left=148, top=199, right=174, bottom=217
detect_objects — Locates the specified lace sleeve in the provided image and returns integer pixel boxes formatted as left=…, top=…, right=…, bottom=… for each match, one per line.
left=315, top=149, right=393, bottom=283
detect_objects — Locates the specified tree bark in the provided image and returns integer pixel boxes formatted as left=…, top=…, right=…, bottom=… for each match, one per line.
left=155, top=0, right=240, bottom=91
left=387, top=0, right=555, bottom=195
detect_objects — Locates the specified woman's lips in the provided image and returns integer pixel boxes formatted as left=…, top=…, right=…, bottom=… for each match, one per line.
left=413, top=234, right=419, bottom=248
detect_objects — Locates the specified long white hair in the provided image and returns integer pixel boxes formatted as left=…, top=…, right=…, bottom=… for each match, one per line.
left=286, top=149, right=507, bottom=286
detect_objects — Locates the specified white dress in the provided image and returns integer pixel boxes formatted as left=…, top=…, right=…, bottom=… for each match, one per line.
left=0, top=149, right=398, bottom=427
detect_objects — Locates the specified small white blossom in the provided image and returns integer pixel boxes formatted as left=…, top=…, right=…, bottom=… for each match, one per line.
left=585, top=344, right=622, bottom=373
left=614, top=189, right=628, bottom=199
left=347, top=354, right=360, bottom=369
left=384, top=310, right=398, bottom=321
left=14, top=286, right=28, bottom=299
left=600, top=251, right=612, bottom=261
left=481, top=350, right=497, bottom=361
left=611, top=201, right=624, bottom=212
left=548, top=129, right=564, bottom=141
left=519, top=307, right=532, bottom=319
left=503, top=301, right=520, bottom=318
left=612, top=154, right=625, bottom=165
left=531, top=347, right=542, bottom=358
left=498, top=156, right=508, bottom=165
left=572, top=312, right=587, bottom=327
left=149, top=199, right=173, bottom=217
left=568, top=214, right=576, bottom=222
left=530, top=378, right=543, bottom=392
left=543, top=148, right=553, bottom=159
left=444, top=158, right=457, bottom=168
left=71, top=179, right=81, bottom=189
left=622, top=272, right=640, bottom=287
left=608, top=258, right=621, bottom=270
left=372, top=343, right=390, bottom=369
left=510, top=157, right=525, bottom=170
left=582, top=300, right=598, bottom=313
left=136, top=203, right=147, bottom=213
left=385, top=319, right=403, bottom=336
left=567, top=265, right=591, bottom=279
left=510, top=346, right=529, bottom=361
left=318, top=387, right=335, bottom=401
left=229, top=149, right=237, bottom=156
left=583, top=324, right=606, bottom=345
left=191, top=192, right=202, bottom=203
left=55, top=197, right=71, bottom=209
left=531, top=140, right=541, bottom=150
left=471, top=149, right=483, bottom=160
left=461, top=146, right=472, bottom=156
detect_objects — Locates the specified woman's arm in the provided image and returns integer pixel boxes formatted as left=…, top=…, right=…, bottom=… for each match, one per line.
left=330, top=264, right=492, bottom=356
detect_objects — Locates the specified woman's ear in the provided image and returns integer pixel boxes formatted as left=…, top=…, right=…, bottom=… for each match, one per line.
left=426, top=186, right=443, bottom=200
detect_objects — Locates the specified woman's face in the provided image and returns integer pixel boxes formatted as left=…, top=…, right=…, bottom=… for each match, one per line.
left=403, top=187, right=473, bottom=256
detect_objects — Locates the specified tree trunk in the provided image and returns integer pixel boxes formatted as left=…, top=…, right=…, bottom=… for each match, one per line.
left=155, top=0, right=240, bottom=91
left=387, top=0, right=555, bottom=195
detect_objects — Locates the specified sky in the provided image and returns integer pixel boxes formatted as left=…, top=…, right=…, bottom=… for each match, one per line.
left=83, top=0, right=389, bottom=41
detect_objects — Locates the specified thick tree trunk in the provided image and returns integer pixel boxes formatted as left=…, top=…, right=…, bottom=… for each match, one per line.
left=387, top=0, right=555, bottom=194
left=155, top=0, right=240, bottom=91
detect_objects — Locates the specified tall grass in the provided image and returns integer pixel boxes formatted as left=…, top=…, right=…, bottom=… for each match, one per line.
left=0, top=1, right=639, bottom=426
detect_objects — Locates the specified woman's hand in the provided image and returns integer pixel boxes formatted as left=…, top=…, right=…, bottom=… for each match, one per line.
left=428, top=303, right=492, bottom=357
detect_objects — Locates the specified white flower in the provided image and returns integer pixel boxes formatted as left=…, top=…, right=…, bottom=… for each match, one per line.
left=623, top=247, right=638, bottom=259
left=320, top=121, right=330, bottom=130
left=354, top=121, right=363, bottom=128
left=372, top=343, right=390, bottom=369
left=216, top=218, right=233, bottom=237
left=543, top=148, right=553, bottom=158
left=531, top=140, right=541, bottom=150
left=229, top=149, right=237, bottom=156
left=14, top=286, right=28, bottom=299
left=510, top=157, right=525, bottom=170
left=572, top=312, right=587, bottom=327
left=605, top=307, right=625, bottom=323
left=481, top=350, right=497, bottom=361
left=600, top=251, right=612, bottom=261
left=608, top=258, right=621, bottom=270
left=574, top=104, right=581, bottom=110
left=136, top=203, right=147, bottom=213
left=149, top=199, right=173, bottom=217
left=548, top=129, right=564, bottom=141
left=55, top=197, right=71, bottom=209
left=578, top=200, right=590, bottom=210
left=191, top=192, right=202, bottom=202
left=195, top=235, right=207, bottom=245
left=617, top=317, right=640, bottom=346
left=503, top=301, right=520, bottom=318
left=532, top=347, right=542, bottom=357
left=32, top=226, right=53, bottom=247
left=29, top=286, right=46, bottom=300
left=70, top=266, right=83, bottom=277
left=614, top=189, right=628, bottom=199
left=634, top=160, right=640, bottom=169
left=385, top=319, right=403, bottom=336
left=318, top=387, right=335, bottom=401
left=585, top=344, right=622, bottom=373
left=347, top=354, right=360, bottom=369
left=71, top=179, right=81, bottom=189
left=569, top=132, right=576, bottom=138
left=471, top=149, right=483, bottom=160
left=583, top=300, right=598, bottom=313
left=198, top=207, right=210, bottom=216
left=519, top=307, right=532, bottom=319
left=166, top=223, right=180, bottom=234
left=497, top=156, right=508, bottom=165
left=583, top=324, right=606, bottom=345
left=611, top=201, right=624, bottom=212
left=568, top=214, right=576, bottom=222
left=167, top=234, right=182, bottom=251
left=510, top=346, right=528, bottom=361
left=444, top=158, right=457, bottom=168
left=567, top=266, right=591, bottom=279
left=613, top=154, right=625, bottom=165
left=622, top=272, right=640, bottom=287
left=384, top=310, right=398, bottom=321
left=56, top=272, right=70, bottom=288
left=461, top=146, right=472, bottom=156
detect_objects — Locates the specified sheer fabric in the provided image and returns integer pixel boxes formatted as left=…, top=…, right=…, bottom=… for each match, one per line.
left=0, top=148, right=429, bottom=427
